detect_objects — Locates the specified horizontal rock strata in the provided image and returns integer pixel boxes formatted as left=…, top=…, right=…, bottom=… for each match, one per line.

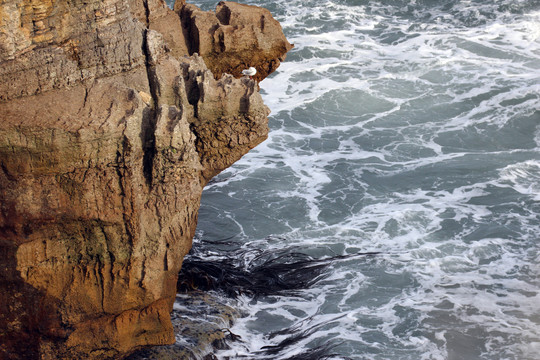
left=0, top=0, right=291, bottom=359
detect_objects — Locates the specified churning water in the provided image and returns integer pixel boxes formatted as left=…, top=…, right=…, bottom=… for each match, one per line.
left=174, top=0, right=540, bottom=358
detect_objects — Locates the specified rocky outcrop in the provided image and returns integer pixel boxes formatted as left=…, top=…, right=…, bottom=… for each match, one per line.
left=0, top=0, right=291, bottom=359
left=178, top=1, right=293, bottom=82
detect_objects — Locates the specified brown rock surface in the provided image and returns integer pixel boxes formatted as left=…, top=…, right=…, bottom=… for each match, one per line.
left=0, top=0, right=291, bottom=359
left=177, top=1, right=293, bottom=82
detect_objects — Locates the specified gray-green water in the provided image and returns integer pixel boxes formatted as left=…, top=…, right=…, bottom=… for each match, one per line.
left=174, top=0, right=540, bottom=358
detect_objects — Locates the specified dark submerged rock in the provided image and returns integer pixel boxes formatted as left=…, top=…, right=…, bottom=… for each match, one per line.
left=175, top=237, right=379, bottom=359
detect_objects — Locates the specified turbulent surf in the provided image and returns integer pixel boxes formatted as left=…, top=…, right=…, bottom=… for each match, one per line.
left=172, top=0, right=540, bottom=358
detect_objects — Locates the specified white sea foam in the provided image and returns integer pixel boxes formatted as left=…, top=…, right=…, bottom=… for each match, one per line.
left=499, top=160, right=540, bottom=200
left=186, top=0, right=540, bottom=358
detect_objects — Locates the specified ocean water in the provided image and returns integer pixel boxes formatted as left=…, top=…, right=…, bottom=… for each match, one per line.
left=172, top=0, right=540, bottom=359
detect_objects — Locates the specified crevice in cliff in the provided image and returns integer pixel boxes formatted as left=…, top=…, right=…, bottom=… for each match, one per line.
left=139, top=259, right=147, bottom=288
left=116, top=135, right=135, bottom=252
left=163, top=250, right=169, bottom=271
left=178, top=60, right=201, bottom=118
left=96, top=259, right=106, bottom=314
left=178, top=6, right=198, bottom=55
left=216, top=5, right=231, bottom=25
left=142, top=0, right=151, bottom=28
left=82, top=87, right=89, bottom=110
left=141, top=26, right=159, bottom=188
left=141, top=108, right=157, bottom=187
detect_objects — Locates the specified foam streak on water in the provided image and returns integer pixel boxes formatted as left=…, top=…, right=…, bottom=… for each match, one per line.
left=182, top=0, right=540, bottom=359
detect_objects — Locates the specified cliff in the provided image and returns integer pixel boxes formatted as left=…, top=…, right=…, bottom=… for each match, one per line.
left=0, top=0, right=292, bottom=359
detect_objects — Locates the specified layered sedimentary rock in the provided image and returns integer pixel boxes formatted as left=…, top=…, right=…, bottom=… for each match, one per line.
left=0, top=0, right=291, bottom=359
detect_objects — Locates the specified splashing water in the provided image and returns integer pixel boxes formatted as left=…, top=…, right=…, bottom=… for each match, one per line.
left=171, top=0, right=540, bottom=358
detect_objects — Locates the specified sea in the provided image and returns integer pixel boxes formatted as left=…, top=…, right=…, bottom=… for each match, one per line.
left=169, top=0, right=540, bottom=359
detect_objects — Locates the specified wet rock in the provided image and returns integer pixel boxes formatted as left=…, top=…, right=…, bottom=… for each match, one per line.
left=127, top=291, right=239, bottom=360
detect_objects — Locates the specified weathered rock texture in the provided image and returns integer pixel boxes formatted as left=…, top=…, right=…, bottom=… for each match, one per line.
left=0, top=0, right=291, bottom=359
left=178, top=1, right=294, bottom=82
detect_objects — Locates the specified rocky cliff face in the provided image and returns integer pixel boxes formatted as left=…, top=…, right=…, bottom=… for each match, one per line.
left=0, top=1, right=292, bottom=359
